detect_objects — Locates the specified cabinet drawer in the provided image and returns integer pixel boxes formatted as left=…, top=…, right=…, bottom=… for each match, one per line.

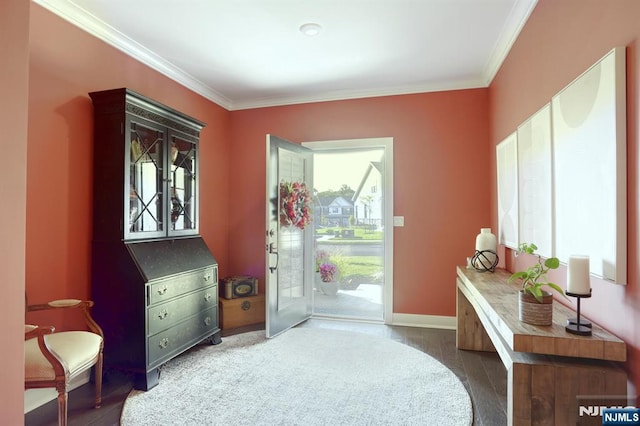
left=148, top=306, right=217, bottom=368
left=148, top=266, right=217, bottom=305
left=147, top=286, right=217, bottom=336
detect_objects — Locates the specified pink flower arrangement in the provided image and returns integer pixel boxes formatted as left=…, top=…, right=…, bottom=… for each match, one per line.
left=315, top=249, right=329, bottom=272
left=319, top=262, right=337, bottom=282
left=279, top=181, right=311, bottom=230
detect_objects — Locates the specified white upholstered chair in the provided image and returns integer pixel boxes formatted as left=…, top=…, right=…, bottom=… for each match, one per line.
left=24, top=298, right=104, bottom=426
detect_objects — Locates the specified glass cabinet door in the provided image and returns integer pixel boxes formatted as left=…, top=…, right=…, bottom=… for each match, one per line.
left=168, top=132, right=198, bottom=236
left=126, top=118, right=166, bottom=240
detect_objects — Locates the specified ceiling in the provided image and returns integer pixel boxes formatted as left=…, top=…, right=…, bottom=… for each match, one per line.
left=35, top=0, right=537, bottom=110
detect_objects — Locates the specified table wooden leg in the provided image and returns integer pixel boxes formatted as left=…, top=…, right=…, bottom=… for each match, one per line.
left=507, top=359, right=628, bottom=426
left=456, top=285, right=495, bottom=352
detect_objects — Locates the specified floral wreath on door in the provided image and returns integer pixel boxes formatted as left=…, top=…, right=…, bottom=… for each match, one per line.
left=279, top=181, right=311, bottom=230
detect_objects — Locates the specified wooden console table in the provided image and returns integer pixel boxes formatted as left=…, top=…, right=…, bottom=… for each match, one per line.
left=456, top=266, right=627, bottom=425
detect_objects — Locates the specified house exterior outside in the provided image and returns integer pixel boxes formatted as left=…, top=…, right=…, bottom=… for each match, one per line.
left=314, top=195, right=353, bottom=227
left=352, top=161, right=383, bottom=230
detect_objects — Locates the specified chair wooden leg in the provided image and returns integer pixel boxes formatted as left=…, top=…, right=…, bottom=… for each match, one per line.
left=57, top=390, right=68, bottom=426
left=95, top=353, right=103, bottom=408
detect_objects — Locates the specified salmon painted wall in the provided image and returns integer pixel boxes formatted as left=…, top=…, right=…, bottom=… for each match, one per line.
left=0, top=0, right=30, bottom=421
left=228, top=91, right=491, bottom=316
left=24, top=5, right=231, bottom=338
left=489, top=0, right=640, bottom=394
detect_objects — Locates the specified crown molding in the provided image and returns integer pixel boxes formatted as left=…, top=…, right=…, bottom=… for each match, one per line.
left=33, top=0, right=234, bottom=110
left=229, top=78, right=486, bottom=110
left=482, top=0, right=538, bottom=86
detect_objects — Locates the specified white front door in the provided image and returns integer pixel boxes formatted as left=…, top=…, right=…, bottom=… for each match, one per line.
left=265, top=134, right=314, bottom=337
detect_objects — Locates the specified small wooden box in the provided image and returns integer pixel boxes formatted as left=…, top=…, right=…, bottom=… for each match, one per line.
left=219, top=295, right=265, bottom=330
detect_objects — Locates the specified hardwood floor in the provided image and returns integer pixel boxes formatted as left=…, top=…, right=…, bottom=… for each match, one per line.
left=25, top=319, right=506, bottom=425
left=24, top=369, right=134, bottom=426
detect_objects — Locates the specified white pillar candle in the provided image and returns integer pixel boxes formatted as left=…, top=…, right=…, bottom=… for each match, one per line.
left=567, top=255, right=590, bottom=295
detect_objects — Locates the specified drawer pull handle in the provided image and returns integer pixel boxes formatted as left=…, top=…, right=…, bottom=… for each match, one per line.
left=159, top=338, right=169, bottom=349
left=204, top=293, right=212, bottom=302
left=157, top=286, right=168, bottom=295
left=204, top=275, right=211, bottom=282
left=241, top=301, right=251, bottom=311
left=158, top=309, right=168, bottom=319
left=204, top=316, right=211, bottom=326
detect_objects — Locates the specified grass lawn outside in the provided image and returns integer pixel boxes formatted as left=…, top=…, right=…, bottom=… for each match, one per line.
left=316, top=227, right=383, bottom=241
left=341, top=256, right=383, bottom=277
left=315, top=227, right=384, bottom=283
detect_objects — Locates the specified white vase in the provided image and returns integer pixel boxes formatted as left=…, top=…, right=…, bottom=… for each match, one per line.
left=320, top=281, right=338, bottom=296
left=473, top=228, right=498, bottom=270
left=475, top=228, right=497, bottom=252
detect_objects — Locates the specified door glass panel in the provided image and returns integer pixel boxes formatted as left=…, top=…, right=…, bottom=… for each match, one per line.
left=170, top=135, right=197, bottom=231
left=129, top=123, right=164, bottom=234
left=278, top=228, right=305, bottom=309
left=277, top=148, right=308, bottom=311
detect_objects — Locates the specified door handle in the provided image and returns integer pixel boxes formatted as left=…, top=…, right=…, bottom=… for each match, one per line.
left=267, top=242, right=278, bottom=273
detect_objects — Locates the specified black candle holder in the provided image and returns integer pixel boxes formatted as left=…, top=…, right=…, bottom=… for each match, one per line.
left=471, top=250, right=499, bottom=273
left=565, top=289, right=592, bottom=336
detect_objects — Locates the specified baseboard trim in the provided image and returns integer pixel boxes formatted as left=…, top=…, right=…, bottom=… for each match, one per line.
left=24, top=370, right=90, bottom=413
left=391, top=313, right=456, bottom=330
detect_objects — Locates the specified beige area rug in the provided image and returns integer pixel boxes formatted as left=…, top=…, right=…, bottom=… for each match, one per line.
left=120, top=328, right=472, bottom=425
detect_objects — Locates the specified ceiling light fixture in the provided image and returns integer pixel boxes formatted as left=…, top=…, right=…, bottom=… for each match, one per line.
left=299, top=23, right=322, bottom=37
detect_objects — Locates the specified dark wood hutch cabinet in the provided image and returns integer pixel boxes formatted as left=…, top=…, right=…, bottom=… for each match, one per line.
left=89, top=88, right=221, bottom=390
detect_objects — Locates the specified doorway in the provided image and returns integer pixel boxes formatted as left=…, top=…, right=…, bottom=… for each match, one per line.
left=302, top=138, right=393, bottom=323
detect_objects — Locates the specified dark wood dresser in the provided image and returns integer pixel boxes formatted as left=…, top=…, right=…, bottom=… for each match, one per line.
left=89, top=88, right=221, bottom=390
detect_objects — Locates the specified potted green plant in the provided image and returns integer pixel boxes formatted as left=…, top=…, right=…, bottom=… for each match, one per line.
left=509, top=243, right=566, bottom=325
